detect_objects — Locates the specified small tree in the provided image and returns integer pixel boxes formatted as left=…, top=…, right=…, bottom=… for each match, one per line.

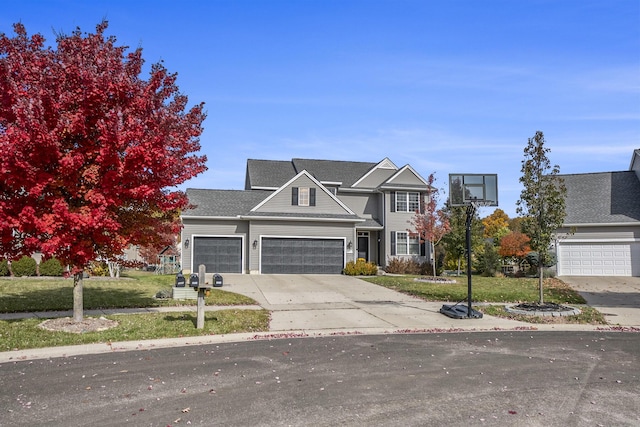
left=408, top=173, right=450, bottom=276
left=482, top=208, right=510, bottom=240
left=499, top=231, right=531, bottom=265
left=516, top=131, right=567, bottom=304
left=0, top=22, right=207, bottom=321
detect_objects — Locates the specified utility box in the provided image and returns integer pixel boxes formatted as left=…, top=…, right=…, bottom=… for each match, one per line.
left=213, top=274, right=223, bottom=287
left=189, top=273, right=199, bottom=288
left=175, top=272, right=186, bottom=287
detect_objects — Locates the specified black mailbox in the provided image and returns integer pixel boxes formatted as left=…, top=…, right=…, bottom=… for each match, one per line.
left=213, top=274, right=223, bottom=287
left=189, top=273, right=199, bottom=288
left=175, top=272, right=186, bottom=287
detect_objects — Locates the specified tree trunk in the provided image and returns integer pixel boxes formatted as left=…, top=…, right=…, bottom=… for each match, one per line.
left=538, top=265, right=544, bottom=304
left=73, top=272, right=84, bottom=322
left=457, top=257, right=462, bottom=276
left=431, top=242, right=437, bottom=276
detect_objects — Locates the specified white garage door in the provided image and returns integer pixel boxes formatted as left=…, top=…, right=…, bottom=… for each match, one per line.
left=558, top=242, right=637, bottom=276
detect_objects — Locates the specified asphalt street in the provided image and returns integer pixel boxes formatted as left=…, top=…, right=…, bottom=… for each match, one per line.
left=1, top=331, right=639, bottom=426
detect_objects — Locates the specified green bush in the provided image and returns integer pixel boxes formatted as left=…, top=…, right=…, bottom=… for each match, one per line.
left=0, top=259, right=9, bottom=276
left=39, top=257, right=64, bottom=277
left=11, top=256, right=37, bottom=277
left=343, top=258, right=378, bottom=276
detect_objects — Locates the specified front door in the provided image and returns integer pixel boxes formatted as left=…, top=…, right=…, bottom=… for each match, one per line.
left=357, top=232, right=369, bottom=261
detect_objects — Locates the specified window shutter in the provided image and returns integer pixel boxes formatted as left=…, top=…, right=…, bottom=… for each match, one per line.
left=310, top=188, right=316, bottom=206
left=390, top=192, right=396, bottom=212
left=420, top=240, right=426, bottom=257
left=390, top=231, right=396, bottom=256
left=292, top=187, right=298, bottom=205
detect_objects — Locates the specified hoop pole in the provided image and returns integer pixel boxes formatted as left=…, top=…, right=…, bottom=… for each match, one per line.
left=465, top=203, right=476, bottom=317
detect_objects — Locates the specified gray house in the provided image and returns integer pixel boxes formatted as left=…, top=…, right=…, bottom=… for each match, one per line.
left=180, top=158, right=431, bottom=274
left=556, top=149, right=640, bottom=276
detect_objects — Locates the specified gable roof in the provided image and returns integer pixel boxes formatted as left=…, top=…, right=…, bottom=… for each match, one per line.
left=561, top=171, right=640, bottom=224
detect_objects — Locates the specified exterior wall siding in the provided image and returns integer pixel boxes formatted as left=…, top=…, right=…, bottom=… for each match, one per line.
left=254, top=174, right=349, bottom=215
left=354, top=168, right=396, bottom=188
left=338, top=192, right=380, bottom=219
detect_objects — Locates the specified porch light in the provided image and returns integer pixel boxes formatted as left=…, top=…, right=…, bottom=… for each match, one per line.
left=184, top=239, right=189, bottom=248
left=347, top=241, right=352, bottom=250
left=253, top=240, right=258, bottom=249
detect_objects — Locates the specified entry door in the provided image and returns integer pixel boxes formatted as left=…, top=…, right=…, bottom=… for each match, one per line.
left=357, top=232, right=369, bottom=261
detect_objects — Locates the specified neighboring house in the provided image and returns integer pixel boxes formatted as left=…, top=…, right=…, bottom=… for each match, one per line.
left=180, top=158, right=431, bottom=274
left=555, top=149, right=640, bottom=277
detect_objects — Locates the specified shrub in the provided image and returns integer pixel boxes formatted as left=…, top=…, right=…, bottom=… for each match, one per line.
left=39, top=257, right=64, bottom=276
left=0, top=259, right=9, bottom=276
left=384, top=257, right=430, bottom=275
left=343, top=258, right=378, bottom=276
left=11, top=256, right=37, bottom=277
left=89, top=261, right=108, bottom=276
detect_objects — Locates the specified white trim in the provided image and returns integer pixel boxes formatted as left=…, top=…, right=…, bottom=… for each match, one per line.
left=352, top=157, right=398, bottom=187
left=321, top=181, right=343, bottom=186
left=258, top=235, right=347, bottom=274
left=250, top=170, right=357, bottom=215
left=190, top=235, right=245, bottom=274
left=251, top=186, right=279, bottom=191
left=559, top=237, right=640, bottom=244
left=384, top=164, right=430, bottom=187
left=562, top=222, right=640, bottom=227
left=241, top=215, right=364, bottom=223
left=182, top=215, right=242, bottom=220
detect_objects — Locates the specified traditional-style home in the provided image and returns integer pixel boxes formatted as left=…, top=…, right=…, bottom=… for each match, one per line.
left=180, top=158, right=431, bottom=274
left=556, top=149, right=640, bottom=276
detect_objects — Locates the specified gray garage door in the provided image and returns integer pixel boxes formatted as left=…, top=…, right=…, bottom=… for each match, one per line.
left=193, top=237, right=242, bottom=273
left=261, top=238, right=344, bottom=274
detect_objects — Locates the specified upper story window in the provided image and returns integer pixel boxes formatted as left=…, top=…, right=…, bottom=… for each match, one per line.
left=292, top=187, right=316, bottom=206
left=395, top=191, right=420, bottom=212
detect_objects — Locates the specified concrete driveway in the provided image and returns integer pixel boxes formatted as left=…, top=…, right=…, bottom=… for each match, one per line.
left=218, top=273, right=530, bottom=332
left=560, top=276, right=640, bottom=327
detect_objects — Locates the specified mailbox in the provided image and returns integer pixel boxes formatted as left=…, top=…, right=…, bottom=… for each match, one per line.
left=213, top=274, right=223, bottom=287
left=189, top=273, right=199, bottom=288
left=175, top=272, right=186, bottom=287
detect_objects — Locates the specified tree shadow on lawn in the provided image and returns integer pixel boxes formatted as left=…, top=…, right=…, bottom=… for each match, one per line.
left=0, top=286, right=162, bottom=313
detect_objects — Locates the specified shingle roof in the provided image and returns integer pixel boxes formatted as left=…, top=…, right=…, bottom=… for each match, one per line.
left=245, top=159, right=296, bottom=189
left=561, top=171, right=640, bottom=224
left=183, top=189, right=271, bottom=217
left=291, top=159, right=377, bottom=187
left=245, top=158, right=378, bottom=189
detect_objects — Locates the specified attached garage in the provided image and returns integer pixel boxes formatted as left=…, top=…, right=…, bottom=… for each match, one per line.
left=558, top=242, right=639, bottom=276
left=193, top=237, right=243, bottom=273
left=261, top=237, right=345, bottom=274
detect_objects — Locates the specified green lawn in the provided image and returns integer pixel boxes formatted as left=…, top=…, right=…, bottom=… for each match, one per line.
left=0, top=271, right=269, bottom=351
left=362, top=275, right=587, bottom=305
left=0, top=270, right=255, bottom=313
left=0, top=310, right=271, bottom=351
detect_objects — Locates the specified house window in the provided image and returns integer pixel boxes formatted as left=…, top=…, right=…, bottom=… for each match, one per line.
left=395, top=231, right=420, bottom=255
left=299, top=187, right=310, bottom=206
left=395, top=191, right=420, bottom=212
left=292, top=187, right=316, bottom=206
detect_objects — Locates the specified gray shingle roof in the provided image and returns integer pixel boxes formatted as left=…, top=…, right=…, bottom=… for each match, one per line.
left=291, top=159, right=377, bottom=187
left=184, top=189, right=272, bottom=217
left=245, top=159, right=296, bottom=189
left=245, top=158, right=378, bottom=189
left=561, top=171, right=640, bottom=224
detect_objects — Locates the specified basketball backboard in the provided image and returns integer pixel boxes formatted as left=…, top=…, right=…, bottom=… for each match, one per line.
left=449, top=174, right=498, bottom=207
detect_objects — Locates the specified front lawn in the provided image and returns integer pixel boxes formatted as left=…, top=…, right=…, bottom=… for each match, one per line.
left=363, top=275, right=587, bottom=305
left=0, top=309, right=271, bottom=351
left=0, top=271, right=255, bottom=313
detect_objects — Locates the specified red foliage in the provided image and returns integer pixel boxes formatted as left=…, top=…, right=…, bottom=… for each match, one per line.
left=0, top=22, right=207, bottom=270
left=408, top=173, right=451, bottom=246
left=499, top=231, right=531, bottom=259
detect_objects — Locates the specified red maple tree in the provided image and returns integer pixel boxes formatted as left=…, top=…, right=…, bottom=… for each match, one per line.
left=499, top=231, right=531, bottom=261
left=408, top=173, right=451, bottom=276
left=0, top=22, right=207, bottom=321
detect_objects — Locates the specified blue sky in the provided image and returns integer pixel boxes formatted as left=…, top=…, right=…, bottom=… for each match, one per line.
left=3, top=0, right=639, bottom=217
